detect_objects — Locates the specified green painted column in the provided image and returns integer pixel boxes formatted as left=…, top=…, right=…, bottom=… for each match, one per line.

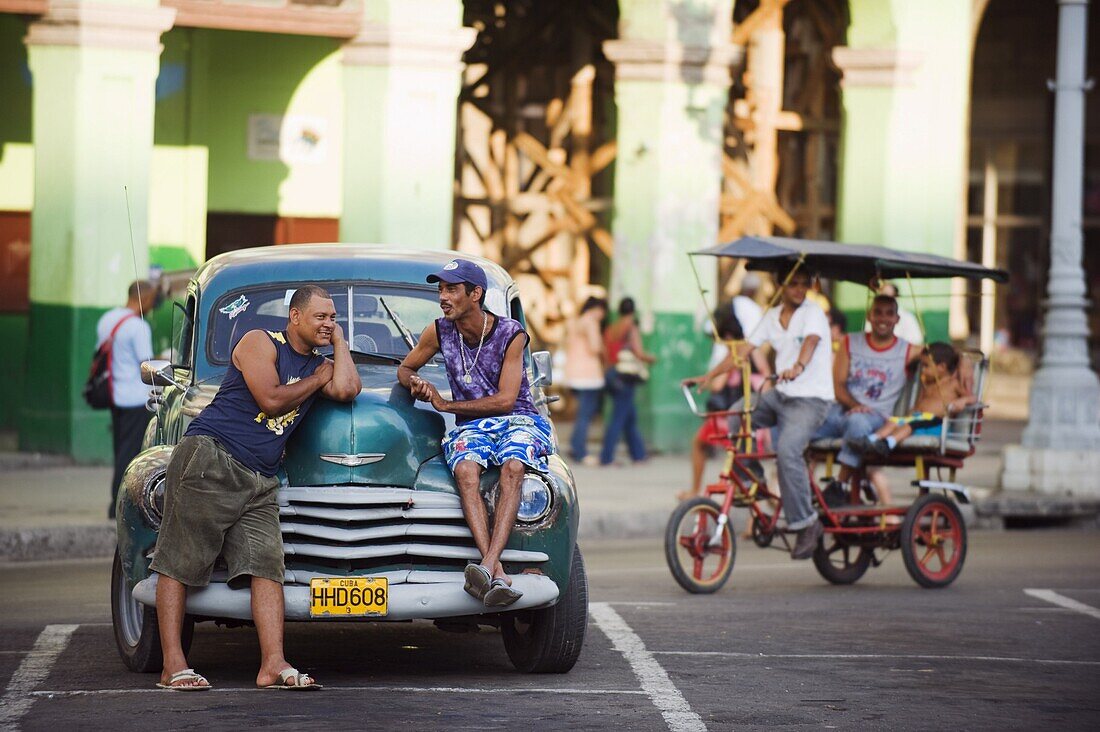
left=22, top=1, right=175, bottom=460
left=340, top=0, right=474, bottom=249
left=832, top=0, right=973, bottom=341
left=603, top=0, right=738, bottom=453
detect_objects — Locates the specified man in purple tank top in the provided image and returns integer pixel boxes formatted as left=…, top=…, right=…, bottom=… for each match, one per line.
left=399, top=259, right=553, bottom=608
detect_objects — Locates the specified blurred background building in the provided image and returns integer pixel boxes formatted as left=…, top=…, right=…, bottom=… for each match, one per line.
left=0, top=0, right=1095, bottom=459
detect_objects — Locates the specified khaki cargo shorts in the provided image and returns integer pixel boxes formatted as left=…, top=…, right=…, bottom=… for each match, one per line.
left=149, top=435, right=284, bottom=588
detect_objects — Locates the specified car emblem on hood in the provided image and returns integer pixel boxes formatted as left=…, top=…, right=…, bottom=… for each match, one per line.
left=319, top=453, right=386, bottom=467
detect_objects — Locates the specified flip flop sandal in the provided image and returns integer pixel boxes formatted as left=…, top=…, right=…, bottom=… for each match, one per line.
left=156, top=668, right=211, bottom=691
left=483, top=578, right=523, bottom=608
left=259, top=667, right=322, bottom=691
left=463, top=563, right=492, bottom=601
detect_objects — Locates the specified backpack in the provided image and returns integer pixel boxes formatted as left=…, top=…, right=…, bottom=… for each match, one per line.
left=83, top=313, right=136, bottom=410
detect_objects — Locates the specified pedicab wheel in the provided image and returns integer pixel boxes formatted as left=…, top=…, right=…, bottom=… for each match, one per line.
left=900, top=493, right=967, bottom=589
left=501, top=546, right=588, bottom=673
left=812, top=531, right=872, bottom=585
left=111, top=550, right=193, bottom=672
left=750, top=514, right=774, bottom=548
left=665, top=497, right=735, bottom=594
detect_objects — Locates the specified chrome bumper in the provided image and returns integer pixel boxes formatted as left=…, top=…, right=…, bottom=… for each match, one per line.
left=132, top=572, right=560, bottom=621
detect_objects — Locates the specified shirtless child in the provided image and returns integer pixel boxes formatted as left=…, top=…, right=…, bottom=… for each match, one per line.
left=851, top=342, right=976, bottom=458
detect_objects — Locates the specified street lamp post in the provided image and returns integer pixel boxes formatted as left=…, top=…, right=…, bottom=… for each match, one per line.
left=1003, top=0, right=1100, bottom=496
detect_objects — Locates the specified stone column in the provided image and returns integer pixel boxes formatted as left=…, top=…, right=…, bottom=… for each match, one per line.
left=21, top=0, right=174, bottom=459
left=340, top=0, right=475, bottom=249
left=1002, top=0, right=1100, bottom=496
left=831, top=0, right=973, bottom=340
left=603, top=0, right=739, bottom=453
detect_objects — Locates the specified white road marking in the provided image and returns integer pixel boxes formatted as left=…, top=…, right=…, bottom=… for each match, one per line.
left=0, top=624, right=78, bottom=727
left=30, top=686, right=648, bottom=697
left=652, top=651, right=1100, bottom=666
left=590, top=602, right=706, bottom=732
left=608, top=602, right=677, bottom=607
left=1024, top=589, right=1100, bottom=621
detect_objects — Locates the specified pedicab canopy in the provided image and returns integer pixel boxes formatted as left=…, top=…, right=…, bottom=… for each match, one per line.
left=693, top=236, right=1009, bottom=284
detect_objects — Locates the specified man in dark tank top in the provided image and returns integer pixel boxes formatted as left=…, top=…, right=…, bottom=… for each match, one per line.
left=149, top=285, right=361, bottom=691
left=398, top=259, right=553, bottom=609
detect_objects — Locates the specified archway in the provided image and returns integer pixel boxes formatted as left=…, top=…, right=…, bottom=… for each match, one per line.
left=968, top=0, right=1100, bottom=362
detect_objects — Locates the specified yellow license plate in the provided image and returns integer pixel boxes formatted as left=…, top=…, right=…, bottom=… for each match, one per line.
left=309, top=577, right=388, bottom=618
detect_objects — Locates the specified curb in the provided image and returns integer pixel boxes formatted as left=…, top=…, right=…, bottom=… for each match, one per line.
left=0, top=453, right=77, bottom=471
left=0, top=525, right=115, bottom=562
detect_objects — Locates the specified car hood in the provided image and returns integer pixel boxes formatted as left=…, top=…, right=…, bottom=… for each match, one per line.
left=282, top=374, right=449, bottom=489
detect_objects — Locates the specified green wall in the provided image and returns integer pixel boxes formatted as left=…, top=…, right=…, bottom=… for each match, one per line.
left=154, top=28, right=343, bottom=218
left=834, top=0, right=973, bottom=343
left=0, top=315, right=28, bottom=430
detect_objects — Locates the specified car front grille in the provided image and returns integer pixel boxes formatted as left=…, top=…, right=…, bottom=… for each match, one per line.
left=277, top=486, right=548, bottom=583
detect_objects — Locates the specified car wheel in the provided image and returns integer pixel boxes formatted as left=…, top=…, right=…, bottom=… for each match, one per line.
left=111, top=550, right=193, bottom=672
left=501, top=546, right=588, bottom=673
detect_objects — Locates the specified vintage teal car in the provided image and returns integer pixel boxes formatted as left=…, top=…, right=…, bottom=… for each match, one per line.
left=111, top=245, right=587, bottom=674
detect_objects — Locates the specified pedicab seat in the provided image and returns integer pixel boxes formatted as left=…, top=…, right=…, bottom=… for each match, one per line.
left=808, top=353, right=990, bottom=460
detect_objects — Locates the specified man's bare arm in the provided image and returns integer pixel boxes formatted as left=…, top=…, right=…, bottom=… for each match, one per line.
left=419, top=335, right=526, bottom=417
left=234, top=331, right=332, bottom=415
left=398, top=325, right=441, bottom=393
left=832, top=340, right=865, bottom=411
left=778, top=334, right=820, bottom=382
left=320, top=323, right=361, bottom=402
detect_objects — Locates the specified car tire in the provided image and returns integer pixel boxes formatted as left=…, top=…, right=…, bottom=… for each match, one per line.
left=501, top=546, right=588, bottom=674
left=111, top=550, right=193, bottom=673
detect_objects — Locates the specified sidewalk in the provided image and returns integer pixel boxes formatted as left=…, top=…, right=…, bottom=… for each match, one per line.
left=0, top=418, right=1091, bottom=562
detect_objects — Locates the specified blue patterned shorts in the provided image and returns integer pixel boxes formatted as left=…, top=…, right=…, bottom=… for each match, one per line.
left=442, top=414, right=555, bottom=472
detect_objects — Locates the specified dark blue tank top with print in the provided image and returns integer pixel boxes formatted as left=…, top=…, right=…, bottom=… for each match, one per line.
left=186, top=330, right=325, bottom=476
left=436, top=315, right=538, bottom=425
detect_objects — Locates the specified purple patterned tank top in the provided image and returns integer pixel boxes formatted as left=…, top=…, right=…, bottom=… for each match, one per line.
left=436, top=314, right=538, bottom=425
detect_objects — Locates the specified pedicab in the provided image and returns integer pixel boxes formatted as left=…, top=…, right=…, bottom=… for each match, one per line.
left=665, top=236, right=1008, bottom=592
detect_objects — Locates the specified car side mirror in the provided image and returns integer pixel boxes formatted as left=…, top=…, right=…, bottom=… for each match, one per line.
left=531, top=350, right=553, bottom=387
left=141, top=359, right=182, bottom=388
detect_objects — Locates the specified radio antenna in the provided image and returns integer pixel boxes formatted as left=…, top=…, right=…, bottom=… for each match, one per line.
left=123, top=186, right=146, bottom=321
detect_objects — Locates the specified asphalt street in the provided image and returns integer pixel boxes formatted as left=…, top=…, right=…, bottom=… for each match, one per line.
left=1, top=530, right=1098, bottom=731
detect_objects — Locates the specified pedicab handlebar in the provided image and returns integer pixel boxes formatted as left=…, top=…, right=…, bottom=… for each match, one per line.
left=680, top=377, right=778, bottom=418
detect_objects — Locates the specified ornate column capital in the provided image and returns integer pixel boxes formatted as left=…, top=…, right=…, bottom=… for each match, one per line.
left=24, top=0, right=175, bottom=52
left=343, top=23, right=476, bottom=70
left=603, top=38, right=742, bottom=86
left=831, top=47, right=924, bottom=88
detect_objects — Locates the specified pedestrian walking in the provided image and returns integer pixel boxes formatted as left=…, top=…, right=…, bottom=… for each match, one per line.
left=600, top=297, right=657, bottom=465
left=563, top=296, right=608, bottom=466
left=97, top=280, right=159, bottom=519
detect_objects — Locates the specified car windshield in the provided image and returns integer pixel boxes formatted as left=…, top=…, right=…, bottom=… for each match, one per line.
left=206, top=283, right=444, bottom=365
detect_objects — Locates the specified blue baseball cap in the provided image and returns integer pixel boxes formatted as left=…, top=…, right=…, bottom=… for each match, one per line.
left=426, top=259, right=488, bottom=291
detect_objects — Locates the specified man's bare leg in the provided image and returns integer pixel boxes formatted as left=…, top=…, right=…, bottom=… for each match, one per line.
left=252, top=577, right=315, bottom=688
left=482, top=459, right=524, bottom=582
left=156, top=575, right=208, bottom=688
left=678, top=436, right=707, bottom=501
left=454, top=460, right=493, bottom=562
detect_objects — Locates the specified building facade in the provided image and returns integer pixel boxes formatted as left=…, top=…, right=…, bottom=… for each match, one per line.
left=0, top=0, right=1093, bottom=459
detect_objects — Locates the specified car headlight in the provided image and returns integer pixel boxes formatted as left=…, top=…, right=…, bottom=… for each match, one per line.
left=516, top=473, right=553, bottom=523
left=137, top=472, right=167, bottom=528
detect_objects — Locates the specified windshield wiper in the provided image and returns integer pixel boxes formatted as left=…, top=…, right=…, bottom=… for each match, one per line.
left=378, top=296, right=416, bottom=352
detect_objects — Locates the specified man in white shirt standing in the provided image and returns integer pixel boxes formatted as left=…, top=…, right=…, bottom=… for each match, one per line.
left=97, top=280, right=159, bottom=519
left=684, top=268, right=834, bottom=558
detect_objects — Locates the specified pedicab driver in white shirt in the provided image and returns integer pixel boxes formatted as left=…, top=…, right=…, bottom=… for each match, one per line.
left=683, top=268, right=834, bottom=559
